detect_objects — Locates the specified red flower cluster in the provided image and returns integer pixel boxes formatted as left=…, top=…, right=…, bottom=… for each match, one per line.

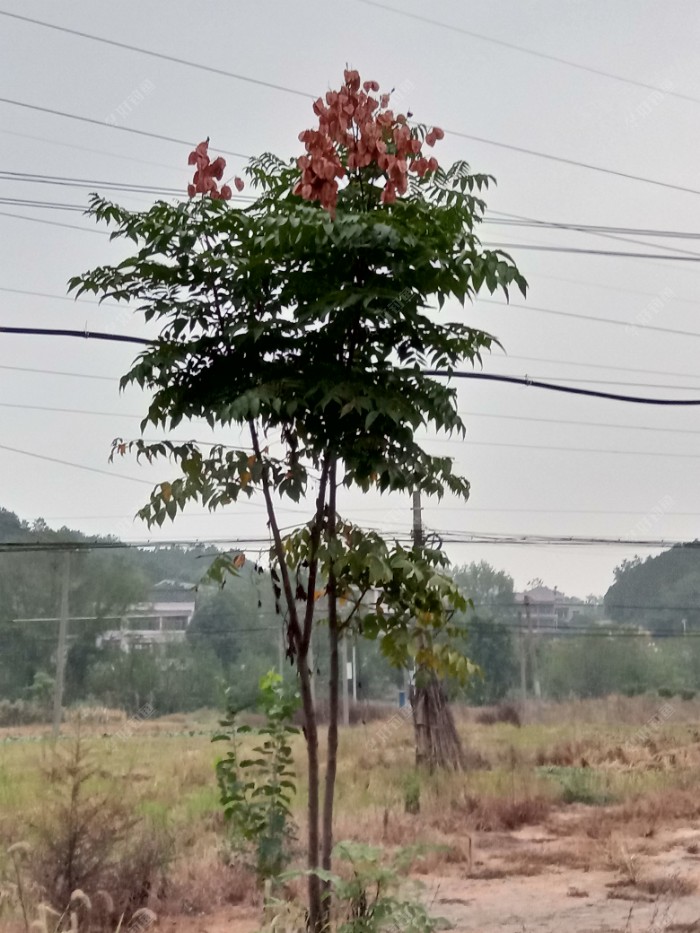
left=186, top=139, right=244, bottom=200
left=294, top=69, right=442, bottom=215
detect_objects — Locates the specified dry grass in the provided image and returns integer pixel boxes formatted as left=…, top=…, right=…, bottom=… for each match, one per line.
left=155, top=848, right=257, bottom=916
left=474, top=703, right=522, bottom=728
left=638, top=874, right=697, bottom=897
left=2, top=694, right=700, bottom=925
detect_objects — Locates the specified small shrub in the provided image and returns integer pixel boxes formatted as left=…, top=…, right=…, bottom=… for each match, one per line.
left=638, top=873, right=696, bottom=897
left=657, top=687, right=675, bottom=698
left=540, top=766, right=614, bottom=806
left=680, top=689, right=697, bottom=701
left=475, top=703, right=521, bottom=727
left=30, top=736, right=137, bottom=910
left=214, top=670, right=299, bottom=887
left=456, top=793, right=550, bottom=831
left=263, top=842, right=442, bottom=933
left=403, top=773, right=421, bottom=815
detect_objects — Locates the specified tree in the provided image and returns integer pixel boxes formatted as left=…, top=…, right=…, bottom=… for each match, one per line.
left=607, top=544, right=700, bottom=633
left=451, top=562, right=517, bottom=704
left=71, top=69, right=525, bottom=929
left=453, top=561, right=515, bottom=612
left=188, top=586, right=256, bottom=666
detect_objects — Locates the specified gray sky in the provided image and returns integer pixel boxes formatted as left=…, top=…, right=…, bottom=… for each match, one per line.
left=2, top=0, right=700, bottom=598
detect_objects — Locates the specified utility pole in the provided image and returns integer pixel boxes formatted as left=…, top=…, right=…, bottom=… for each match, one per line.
left=519, top=606, right=527, bottom=703
left=526, top=595, right=541, bottom=699
left=408, top=489, right=423, bottom=697
left=340, top=636, right=350, bottom=726
left=278, top=618, right=285, bottom=678
left=52, top=551, right=70, bottom=741
left=309, top=638, right=316, bottom=706
left=412, top=489, right=423, bottom=548
left=352, top=639, right=358, bottom=702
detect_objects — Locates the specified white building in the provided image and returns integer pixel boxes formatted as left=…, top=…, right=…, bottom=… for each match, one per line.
left=98, top=580, right=196, bottom=651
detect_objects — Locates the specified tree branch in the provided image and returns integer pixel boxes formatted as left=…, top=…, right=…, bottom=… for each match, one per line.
left=301, top=455, right=332, bottom=655
left=249, top=419, right=302, bottom=653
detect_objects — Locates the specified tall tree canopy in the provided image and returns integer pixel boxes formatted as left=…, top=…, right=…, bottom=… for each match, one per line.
left=606, top=544, right=700, bottom=633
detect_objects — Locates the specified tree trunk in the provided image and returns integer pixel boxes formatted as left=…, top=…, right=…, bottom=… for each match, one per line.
left=320, top=459, right=339, bottom=927
left=298, top=651, right=322, bottom=932
left=411, top=671, right=464, bottom=772
left=321, top=611, right=339, bottom=922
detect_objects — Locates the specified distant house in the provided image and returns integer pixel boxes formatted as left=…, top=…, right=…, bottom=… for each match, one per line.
left=97, top=580, right=196, bottom=651
left=514, top=585, right=585, bottom=630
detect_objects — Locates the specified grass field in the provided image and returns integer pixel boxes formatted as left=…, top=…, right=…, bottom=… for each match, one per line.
left=3, top=695, right=700, bottom=931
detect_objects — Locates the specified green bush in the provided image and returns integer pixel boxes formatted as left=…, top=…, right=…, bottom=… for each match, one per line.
left=214, top=670, right=300, bottom=887
left=539, top=766, right=614, bottom=806
left=265, top=843, right=442, bottom=933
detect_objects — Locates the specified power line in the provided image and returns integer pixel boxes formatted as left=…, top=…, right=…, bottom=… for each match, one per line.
left=0, top=10, right=313, bottom=101
left=356, top=0, right=700, bottom=107
left=6, top=169, right=700, bottom=248
left=4, top=10, right=700, bottom=204
left=0, top=209, right=106, bottom=235
left=458, top=409, right=700, bottom=439
left=486, top=210, right=700, bottom=260
left=447, top=136, right=700, bottom=200
left=0, top=127, right=187, bottom=173
left=0, top=401, right=140, bottom=418
left=427, top=372, right=700, bottom=406
left=38, top=506, right=700, bottom=521
left=0, top=442, right=153, bottom=486
left=4, top=325, right=700, bottom=405
left=0, top=531, right=696, bottom=552
left=0, top=285, right=120, bottom=308
left=0, top=97, right=249, bottom=160
left=483, top=241, right=700, bottom=261
left=478, top=297, right=700, bottom=339
left=500, top=355, right=700, bottom=383
left=0, top=170, right=255, bottom=202
left=0, top=325, right=147, bottom=344
left=470, top=375, right=700, bottom=391
left=535, top=271, right=697, bottom=304
left=0, top=363, right=113, bottom=381
left=0, top=197, right=85, bottom=212
left=433, top=532, right=698, bottom=549
left=0, top=170, right=184, bottom=195
left=432, top=507, right=700, bottom=518
left=487, top=215, right=700, bottom=241
left=440, top=438, right=700, bottom=462
left=0, top=536, right=291, bottom=553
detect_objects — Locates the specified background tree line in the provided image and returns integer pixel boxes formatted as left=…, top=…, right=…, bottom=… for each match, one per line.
left=3, top=506, right=699, bottom=716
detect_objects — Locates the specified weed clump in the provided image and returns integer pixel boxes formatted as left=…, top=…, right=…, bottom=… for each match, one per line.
left=475, top=703, right=521, bottom=727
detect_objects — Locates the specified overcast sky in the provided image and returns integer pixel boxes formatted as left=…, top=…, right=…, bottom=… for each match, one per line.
left=2, top=0, right=700, bottom=598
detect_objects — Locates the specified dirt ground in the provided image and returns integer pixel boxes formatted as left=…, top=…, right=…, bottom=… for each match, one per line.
left=159, top=813, right=700, bottom=933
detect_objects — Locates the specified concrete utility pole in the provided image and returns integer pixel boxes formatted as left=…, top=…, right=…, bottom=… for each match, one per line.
left=309, top=639, right=316, bottom=706
left=412, top=489, right=424, bottom=548
left=352, top=639, right=358, bottom=702
left=340, top=636, right=350, bottom=726
left=526, top=595, right=541, bottom=699
left=278, top=618, right=285, bottom=678
left=52, top=551, right=70, bottom=740
left=407, top=489, right=423, bottom=697
left=519, top=607, right=527, bottom=703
